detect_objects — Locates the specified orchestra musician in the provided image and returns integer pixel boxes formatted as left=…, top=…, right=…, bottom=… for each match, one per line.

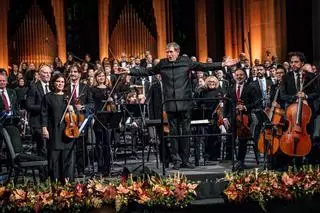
left=223, top=68, right=262, bottom=171
left=41, top=73, right=75, bottom=182
left=279, top=52, right=318, bottom=167
left=67, top=64, right=94, bottom=175
left=198, top=76, right=225, bottom=161
left=120, top=42, right=237, bottom=170
left=90, top=69, right=113, bottom=175
left=252, top=65, right=274, bottom=148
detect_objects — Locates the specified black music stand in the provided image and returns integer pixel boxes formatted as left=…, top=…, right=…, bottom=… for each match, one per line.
left=191, top=106, right=211, bottom=166
left=94, top=111, right=122, bottom=176
left=123, top=104, right=148, bottom=174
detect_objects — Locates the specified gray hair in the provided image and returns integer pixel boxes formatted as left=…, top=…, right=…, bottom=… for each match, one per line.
left=166, top=42, right=180, bottom=52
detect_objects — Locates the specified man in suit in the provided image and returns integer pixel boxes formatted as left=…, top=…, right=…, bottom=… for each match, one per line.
left=0, top=73, right=19, bottom=116
left=280, top=52, right=318, bottom=166
left=223, top=68, right=262, bottom=170
left=280, top=52, right=318, bottom=106
left=216, top=69, right=229, bottom=93
left=0, top=73, right=20, bottom=162
left=121, top=42, right=237, bottom=169
left=68, top=64, right=94, bottom=175
left=251, top=65, right=274, bottom=156
left=26, top=65, right=51, bottom=157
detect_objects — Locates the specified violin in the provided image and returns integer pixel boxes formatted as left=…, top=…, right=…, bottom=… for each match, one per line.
left=75, top=98, right=85, bottom=126
left=213, top=100, right=224, bottom=127
left=280, top=73, right=312, bottom=157
left=63, top=95, right=80, bottom=138
left=162, top=111, right=169, bottom=134
left=236, top=100, right=251, bottom=139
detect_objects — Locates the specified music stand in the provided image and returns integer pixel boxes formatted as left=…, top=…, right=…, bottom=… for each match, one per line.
left=124, top=104, right=148, bottom=118
left=94, top=111, right=122, bottom=176
left=191, top=107, right=208, bottom=166
left=123, top=104, right=148, bottom=174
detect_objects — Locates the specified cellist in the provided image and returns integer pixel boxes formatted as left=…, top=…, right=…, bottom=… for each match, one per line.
left=279, top=52, right=318, bottom=167
left=223, top=68, right=262, bottom=171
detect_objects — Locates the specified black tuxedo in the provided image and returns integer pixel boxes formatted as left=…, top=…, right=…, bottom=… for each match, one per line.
left=224, top=82, right=262, bottom=165
left=224, top=82, right=262, bottom=118
left=67, top=83, right=94, bottom=113
left=280, top=71, right=318, bottom=106
left=222, top=66, right=233, bottom=82
left=67, top=82, right=94, bottom=174
left=218, top=79, right=229, bottom=93
left=252, top=78, right=274, bottom=108
left=26, top=81, right=49, bottom=157
left=26, top=81, right=47, bottom=128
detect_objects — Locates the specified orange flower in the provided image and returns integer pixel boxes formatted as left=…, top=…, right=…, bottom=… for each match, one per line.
left=10, top=189, right=26, bottom=201
left=282, top=173, right=294, bottom=186
left=59, top=189, right=73, bottom=199
left=138, top=193, right=151, bottom=204
left=102, top=185, right=117, bottom=200
left=0, top=186, right=5, bottom=197
left=117, top=184, right=129, bottom=194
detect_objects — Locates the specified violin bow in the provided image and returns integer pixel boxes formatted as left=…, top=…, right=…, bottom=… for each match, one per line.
left=59, top=82, right=78, bottom=125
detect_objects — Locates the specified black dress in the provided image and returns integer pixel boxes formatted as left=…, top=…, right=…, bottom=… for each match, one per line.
left=41, top=92, right=75, bottom=181
left=199, top=87, right=224, bottom=160
left=90, top=87, right=112, bottom=174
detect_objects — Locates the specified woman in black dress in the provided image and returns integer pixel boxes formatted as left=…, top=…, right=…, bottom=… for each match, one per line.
left=41, top=73, right=76, bottom=182
left=91, top=70, right=113, bottom=175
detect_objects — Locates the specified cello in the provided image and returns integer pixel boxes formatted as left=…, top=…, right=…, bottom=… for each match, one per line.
left=258, top=83, right=285, bottom=154
left=280, top=73, right=312, bottom=157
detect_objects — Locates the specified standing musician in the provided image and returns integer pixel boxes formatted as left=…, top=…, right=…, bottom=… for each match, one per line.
left=198, top=76, right=225, bottom=161
left=279, top=52, right=318, bottom=167
left=41, top=73, right=75, bottom=182
left=67, top=64, right=94, bottom=175
left=90, top=69, right=113, bottom=175
left=223, top=68, right=262, bottom=171
left=252, top=65, right=274, bottom=149
left=120, top=42, right=237, bottom=170
left=26, top=65, right=51, bottom=158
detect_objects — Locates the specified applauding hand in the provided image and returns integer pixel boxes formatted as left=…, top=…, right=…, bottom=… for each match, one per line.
left=118, top=67, right=130, bottom=75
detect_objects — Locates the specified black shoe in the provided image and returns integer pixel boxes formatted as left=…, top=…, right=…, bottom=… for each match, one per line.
left=181, top=162, right=195, bottom=169
left=234, top=161, right=244, bottom=172
left=172, top=163, right=181, bottom=170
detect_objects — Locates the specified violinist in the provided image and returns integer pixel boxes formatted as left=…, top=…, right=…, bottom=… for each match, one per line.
left=223, top=68, right=262, bottom=171
left=67, top=63, right=94, bottom=175
left=198, top=76, right=225, bottom=161
left=90, top=69, right=112, bottom=175
left=41, top=73, right=75, bottom=182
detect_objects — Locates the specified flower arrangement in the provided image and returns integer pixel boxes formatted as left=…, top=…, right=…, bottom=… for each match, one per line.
left=223, top=166, right=320, bottom=211
left=0, top=173, right=198, bottom=212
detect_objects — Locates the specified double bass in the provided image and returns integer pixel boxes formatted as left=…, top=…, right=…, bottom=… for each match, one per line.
left=280, top=73, right=312, bottom=157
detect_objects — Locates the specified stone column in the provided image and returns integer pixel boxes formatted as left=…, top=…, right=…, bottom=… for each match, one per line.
left=195, top=0, right=208, bottom=62
left=153, top=0, right=167, bottom=58
left=98, top=0, right=109, bottom=61
left=0, top=0, right=9, bottom=70
left=52, top=0, right=67, bottom=63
